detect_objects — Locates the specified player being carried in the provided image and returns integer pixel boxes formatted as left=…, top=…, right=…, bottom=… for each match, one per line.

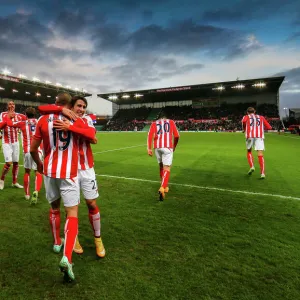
left=147, top=115, right=180, bottom=201
left=242, top=107, right=272, bottom=179
left=6, top=107, right=43, bottom=204
left=30, top=93, right=96, bottom=282
left=38, top=96, right=105, bottom=258
left=0, top=101, right=26, bottom=190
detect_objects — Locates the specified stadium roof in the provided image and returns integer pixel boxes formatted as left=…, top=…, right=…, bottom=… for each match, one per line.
left=0, top=73, right=92, bottom=104
left=98, top=76, right=285, bottom=105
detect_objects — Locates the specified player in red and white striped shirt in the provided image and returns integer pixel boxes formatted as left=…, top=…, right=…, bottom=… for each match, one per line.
left=0, top=101, right=26, bottom=190
left=147, top=116, right=180, bottom=200
left=242, top=107, right=272, bottom=179
left=30, top=93, right=95, bottom=282
left=38, top=96, right=105, bottom=258
left=6, top=107, right=43, bottom=203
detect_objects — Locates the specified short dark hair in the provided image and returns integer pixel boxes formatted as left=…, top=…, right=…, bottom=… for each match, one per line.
left=56, top=93, right=72, bottom=106
left=70, top=96, right=88, bottom=108
left=25, top=107, right=36, bottom=118
left=247, top=107, right=256, bottom=114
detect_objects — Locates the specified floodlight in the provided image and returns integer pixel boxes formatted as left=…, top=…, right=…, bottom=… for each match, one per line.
left=45, top=80, right=52, bottom=84
left=25, top=91, right=30, bottom=95
left=36, top=92, right=41, bottom=97
left=134, top=94, right=143, bottom=98
left=66, top=85, right=71, bottom=89
left=47, top=95, right=51, bottom=98
left=32, top=77, right=40, bottom=82
left=252, top=82, right=266, bottom=88
left=212, top=86, right=225, bottom=91
left=232, top=84, right=245, bottom=89
left=2, top=68, right=11, bottom=76
left=12, top=89, right=18, bottom=93
left=18, top=74, right=27, bottom=79
left=74, top=87, right=79, bottom=91
left=122, top=94, right=130, bottom=99
left=108, top=95, right=118, bottom=100
left=56, top=83, right=62, bottom=87
left=0, top=86, right=4, bottom=90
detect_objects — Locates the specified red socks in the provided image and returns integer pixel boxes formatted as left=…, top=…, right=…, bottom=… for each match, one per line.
left=247, top=152, right=254, bottom=168
left=1, top=163, right=10, bottom=180
left=160, top=168, right=163, bottom=179
left=12, top=162, right=19, bottom=184
left=35, top=172, right=43, bottom=191
left=88, top=206, right=101, bottom=237
left=49, top=209, right=61, bottom=246
left=64, top=217, right=78, bottom=263
left=161, top=170, right=170, bottom=188
left=258, top=155, right=265, bottom=174
left=24, top=173, right=30, bottom=196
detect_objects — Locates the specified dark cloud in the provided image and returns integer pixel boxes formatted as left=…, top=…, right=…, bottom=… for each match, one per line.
left=202, top=0, right=300, bottom=23
left=274, top=67, right=300, bottom=91
left=92, top=19, right=260, bottom=60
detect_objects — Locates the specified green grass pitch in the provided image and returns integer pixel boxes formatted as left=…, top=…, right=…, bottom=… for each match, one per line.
left=1, top=132, right=300, bottom=300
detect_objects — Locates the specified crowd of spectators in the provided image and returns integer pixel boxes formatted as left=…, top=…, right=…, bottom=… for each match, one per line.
left=102, top=103, right=282, bottom=131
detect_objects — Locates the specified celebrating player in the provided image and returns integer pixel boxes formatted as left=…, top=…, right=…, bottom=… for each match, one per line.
left=0, top=101, right=26, bottom=190
left=147, top=116, right=180, bottom=201
left=242, top=107, right=272, bottom=179
left=6, top=107, right=43, bottom=203
left=38, top=96, right=105, bottom=258
left=30, top=93, right=96, bottom=282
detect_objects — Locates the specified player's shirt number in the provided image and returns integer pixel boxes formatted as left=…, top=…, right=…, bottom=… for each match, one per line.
left=156, top=122, right=170, bottom=134
left=52, top=128, right=71, bottom=151
left=249, top=117, right=260, bottom=126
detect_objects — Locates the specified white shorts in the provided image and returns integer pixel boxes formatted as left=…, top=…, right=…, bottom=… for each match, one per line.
left=2, top=142, right=20, bottom=162
left=155, top=148, right=174, bottom=166
left=78, top=168, right=99, bottom=200
left=43, top=176, right=80, bottom=207
left=246, top=138, right=265, bottom=151
left=23, top=152, right=43, bottom=170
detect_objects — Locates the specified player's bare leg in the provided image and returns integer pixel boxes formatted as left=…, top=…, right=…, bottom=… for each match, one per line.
left=257, top=150, right=265, bottom=179
left=247, top=149, right=255, bottom=175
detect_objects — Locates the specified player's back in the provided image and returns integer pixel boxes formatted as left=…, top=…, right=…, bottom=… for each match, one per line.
left=20, top=118, right=38, bottom=153
left=150, top=118, right=179, bottom=148
left=243, top=113, right=266, bottom=139
left=35, top=113, right=79, bottom=179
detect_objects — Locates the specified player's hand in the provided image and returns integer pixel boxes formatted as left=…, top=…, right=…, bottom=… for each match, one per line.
left=90, top=136, right=98, bottom=144
left=62, top=108, right=78, bottom=121
left=147, top=149, right=153, bottom=156
left=53, top=119, right=70, bottom=131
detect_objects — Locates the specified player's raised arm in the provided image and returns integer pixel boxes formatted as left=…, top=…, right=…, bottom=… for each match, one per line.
left=6, top=118, right=25, bottom=129
left=38, top=105, right=78, bottom=121
left=53, top=118, right=95, bottom=141
left=147, top=122, right=155, bottom=156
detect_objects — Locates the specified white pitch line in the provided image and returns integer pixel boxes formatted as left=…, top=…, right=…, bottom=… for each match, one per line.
left=1, top=162, right=298, bottom=201
left=93, top=144, right=145, bottom=154
left=96, top=173, right=300, bottom=201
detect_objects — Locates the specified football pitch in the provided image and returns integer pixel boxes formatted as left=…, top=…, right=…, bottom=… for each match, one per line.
left=1, top=132, right=300, bottom=300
